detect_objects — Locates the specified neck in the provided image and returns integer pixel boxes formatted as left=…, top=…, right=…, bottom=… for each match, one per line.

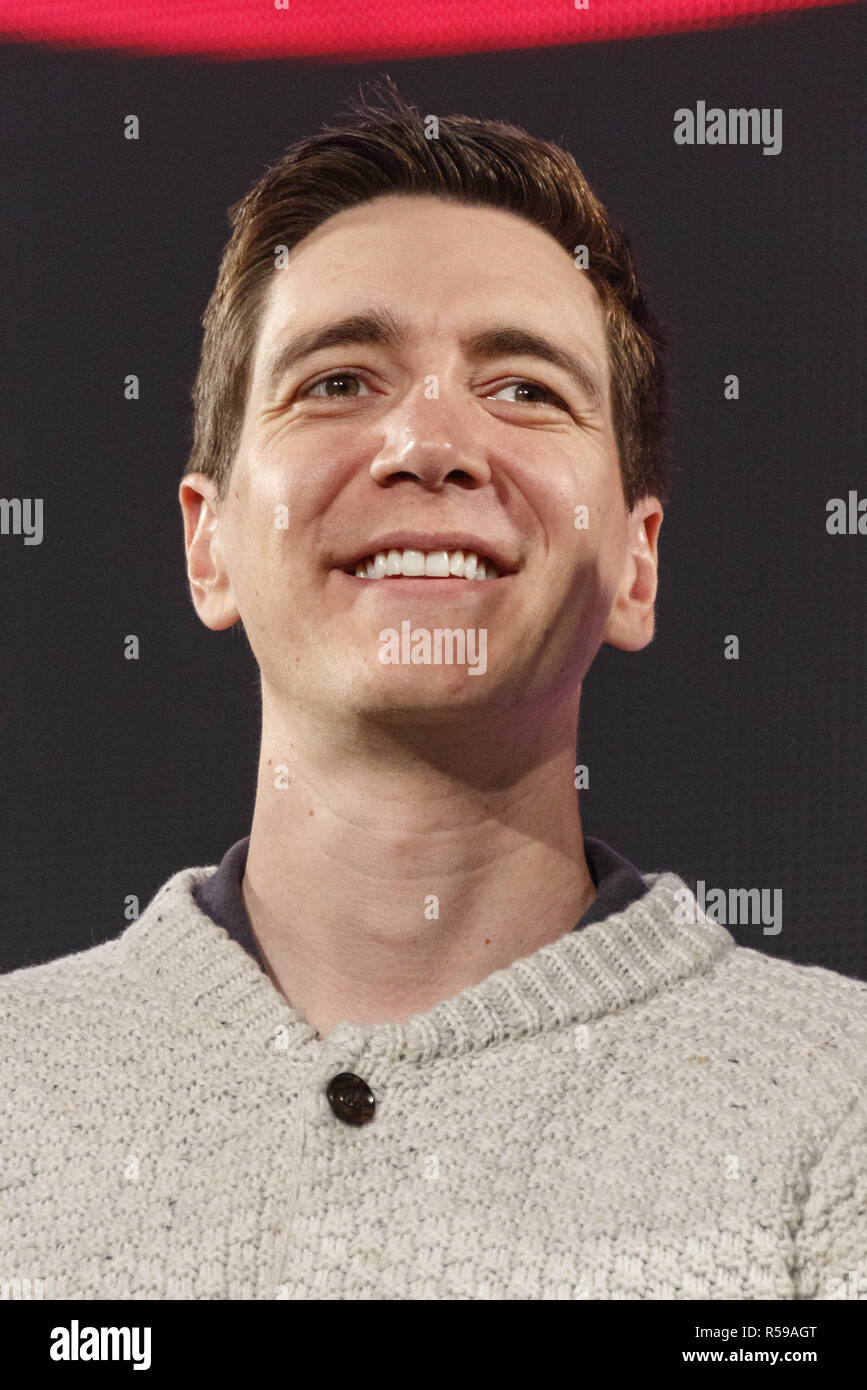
left=242, top=686, right=597, bottom=1039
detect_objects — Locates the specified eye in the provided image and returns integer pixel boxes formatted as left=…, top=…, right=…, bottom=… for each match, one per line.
left=488, top=379, right=569, bottom=410
left=304, top=373, right=371, bottom=398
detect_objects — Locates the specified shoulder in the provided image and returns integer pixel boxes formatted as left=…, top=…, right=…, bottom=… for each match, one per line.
left=0, top=863, right=218, bottom=1070
left=0, top=933, right=126, bottom=1017
left=661, top=942, right=867, bottom=1118
left=709, top=943, right=867, bottom=1048
left=0, top=933, right=155, bottom=1084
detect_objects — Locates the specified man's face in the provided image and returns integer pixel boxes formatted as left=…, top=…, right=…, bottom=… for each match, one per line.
left=184, top=194, right=661, bottom=724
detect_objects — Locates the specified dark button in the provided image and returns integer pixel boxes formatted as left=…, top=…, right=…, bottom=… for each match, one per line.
left=326, top=1072, right=376, bottom=1126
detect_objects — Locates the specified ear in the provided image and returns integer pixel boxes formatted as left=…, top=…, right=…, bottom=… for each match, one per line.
left=178, top=473, right=241, bottom=631
left=602, top=497, right=663, bottom=651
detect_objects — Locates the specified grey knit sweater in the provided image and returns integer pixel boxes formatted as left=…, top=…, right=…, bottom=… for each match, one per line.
left=1, top=862, right=865, bottom=1300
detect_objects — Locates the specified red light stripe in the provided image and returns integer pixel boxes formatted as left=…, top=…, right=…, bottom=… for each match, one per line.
left=0, top=0, right=857, bottom=61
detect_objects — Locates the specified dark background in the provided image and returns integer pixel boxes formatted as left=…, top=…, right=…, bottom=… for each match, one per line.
left=1, top=4, right=864, bottom=978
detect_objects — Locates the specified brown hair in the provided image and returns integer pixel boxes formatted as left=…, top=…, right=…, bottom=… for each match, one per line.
left=186, top=77, right=669, bottom=511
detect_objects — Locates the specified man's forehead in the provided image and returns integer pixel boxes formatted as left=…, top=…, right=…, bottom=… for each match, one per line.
left=257, top=193, right=603, bottom=328
left=277, top=190, right=574, bottom=262
left=253, top=198, right=608, bottom=390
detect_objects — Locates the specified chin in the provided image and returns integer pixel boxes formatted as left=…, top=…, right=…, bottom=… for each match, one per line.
left=347, top=669, right=503, bottom=722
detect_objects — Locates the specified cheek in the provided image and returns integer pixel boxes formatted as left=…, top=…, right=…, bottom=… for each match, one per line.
left=256, top=425, right=375, bottom=520
left=506, top=431, right=611, bottom=523
left=539, top=486, right=628, bottom=622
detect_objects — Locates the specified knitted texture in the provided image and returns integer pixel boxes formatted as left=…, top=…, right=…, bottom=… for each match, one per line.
left=1, top=865, right=865, bottom=1300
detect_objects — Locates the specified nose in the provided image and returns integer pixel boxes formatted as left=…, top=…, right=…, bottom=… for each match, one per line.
left=369, top=385, right=492, bottom=491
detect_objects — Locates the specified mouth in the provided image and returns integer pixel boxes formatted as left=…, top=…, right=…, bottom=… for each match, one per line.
left=338, top=545, right=511, bottom=582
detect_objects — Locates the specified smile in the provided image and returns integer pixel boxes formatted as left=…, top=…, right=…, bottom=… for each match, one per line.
left=346, top=548, right=500, bottom=580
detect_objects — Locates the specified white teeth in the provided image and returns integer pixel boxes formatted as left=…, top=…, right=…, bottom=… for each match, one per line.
left=425, top=550, right=450, bottom=577
left=401, top=549, right=426, bottom=576
left=350, top=547, right=502, bottom=579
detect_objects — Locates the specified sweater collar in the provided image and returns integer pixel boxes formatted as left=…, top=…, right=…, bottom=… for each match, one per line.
left=117, top=861, right=735, bottom=1072
left=193, top=833, right=649, bottom=969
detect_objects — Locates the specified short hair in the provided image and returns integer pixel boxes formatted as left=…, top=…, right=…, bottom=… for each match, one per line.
left=185, top=77, right=669, bottom=512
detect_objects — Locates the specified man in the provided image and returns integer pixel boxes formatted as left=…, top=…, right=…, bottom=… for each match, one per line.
left=2, top=81, right=865, bottom=1301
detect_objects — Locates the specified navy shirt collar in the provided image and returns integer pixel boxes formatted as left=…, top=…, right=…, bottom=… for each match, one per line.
left=193, top=834, right=648, bottom=971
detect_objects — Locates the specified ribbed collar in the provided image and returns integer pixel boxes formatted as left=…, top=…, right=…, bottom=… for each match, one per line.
left=116, top=863, right=735, bottom=1074
left=193, top=833, right=649, bottom=969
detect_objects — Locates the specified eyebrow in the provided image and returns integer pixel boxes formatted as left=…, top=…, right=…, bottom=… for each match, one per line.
left=262, top=308, right=603, bottom=411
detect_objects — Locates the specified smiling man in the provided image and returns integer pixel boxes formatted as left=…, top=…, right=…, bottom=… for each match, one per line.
left=181, top=183, right=663, bottom=1041
left=1, top=81, right=865, bottom=1302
